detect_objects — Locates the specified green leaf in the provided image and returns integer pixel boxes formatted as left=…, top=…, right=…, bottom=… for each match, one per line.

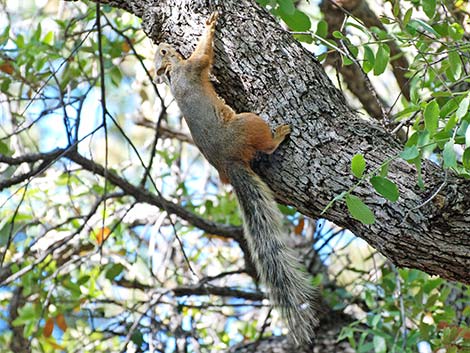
left=77, top=275, right=90, bottom=286
left=444, top=114, right=458, bottom=132
left=462, top=147, right=470, bottom=169
left=131, top=331, right=144, bottom=346
left=443, top=140, right=457, bottom=168
left=293, top=33, right=313, bottom=43
left=277, top=0, right=295, bottom=15
left=424, top=100, right=439, bottom=134
left=279, top=9, right=311, bottom=31
left=278, top=204, right=297, bottom=216
left=422, top=0, right=436, bottom=18
left=414, top=158, right=425, bottom=189
left=363, top=45, right=375, bottom=73
left=345, top=194, right=375, bottom=225
left=393, top=104, right=420, bottom=121
left=342, top=55, right=353, bottom=66
left=374, top=44, right=390, bottom=76
left=370, top=27, right=388, bottom=41
left=456, top=95, right=470, bottom=120
left=332, top=31, right=344, bottom=39
left=423, top=277, right=443, bottom=293
left=102, top=4, right=113, bottom=12
left=34, top=56, right=47, bottom=72
left=16, top=34, right=24, bottom=48
left=403, top=8, right=413, bottom=26
left=433, top=22, right=449, bottom=37
left=392, top=1, right=400, bottom=17
left=370, top=313, right=381, bottom=328
left=449, top=23, right=464, bottom=40
left=439, top=98, right=458, bottom=118
left=338, top=326, right=354, bottom=341
left=0, top=141, right=10, bottom=155
left=105, top=264, right=124, bottom=280
left=400, top=145, right=419, bottom=160
left=316, top=52, right=327, bottom=62
left=448, top=50, right=462, bottom=81
left=373, top=335, right=387, bottom=353
left=0, top=77, right=11, bottom=93
left=315, top=20, right=328, bottom=39
left=380, top=162, right=389, bottom=177
left=348, top=44, right=358, bottom=58
left=408, top=19, right=439, bottom=37
left=466, top=124, right=470, bottom=147
left=32, top=23, right=42, bottom=42
left=0, top=25, right=9, bottom=46
left=12, top=303, right=37, bottom=326
left=370, top=176, right=399, bottom=202
left=43, top=31, right=54, bottom=45
left=110, top=66, right=123, bottom=86
left=351, top=154, right=366, bottom=178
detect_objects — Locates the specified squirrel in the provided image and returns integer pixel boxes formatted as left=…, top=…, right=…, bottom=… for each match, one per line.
left=154, top=12, right=318, bottom=344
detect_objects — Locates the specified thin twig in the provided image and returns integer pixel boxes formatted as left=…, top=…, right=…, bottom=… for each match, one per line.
left=392, top=264, right=407, bottom=350
left=96, top=0, right=109, bottom=261
left=118, top=292, right=166, bottom=353
left=403, top=170, right=448, bottom=222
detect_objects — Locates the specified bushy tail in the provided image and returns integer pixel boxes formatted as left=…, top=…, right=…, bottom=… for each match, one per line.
left=227, top=164, right=319, bottom=344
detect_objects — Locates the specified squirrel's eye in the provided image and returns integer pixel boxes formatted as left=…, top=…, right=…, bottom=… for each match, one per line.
left=160, top=49, right=167, bottom=55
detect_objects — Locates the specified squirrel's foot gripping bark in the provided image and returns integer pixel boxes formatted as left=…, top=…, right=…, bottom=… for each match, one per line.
left=206, top=11, right=219, bottom=27
left=269, top=124, right=291, bottom=153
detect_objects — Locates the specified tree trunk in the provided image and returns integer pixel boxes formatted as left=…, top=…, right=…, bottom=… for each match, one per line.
left=86, top=0, right=470, bottom=284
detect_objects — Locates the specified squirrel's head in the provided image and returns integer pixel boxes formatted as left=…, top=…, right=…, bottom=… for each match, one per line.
left=154, top=43, right=183, bottom=85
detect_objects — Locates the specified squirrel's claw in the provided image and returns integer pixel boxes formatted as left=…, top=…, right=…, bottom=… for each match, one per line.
left=206, top=11, right=219, bottom=27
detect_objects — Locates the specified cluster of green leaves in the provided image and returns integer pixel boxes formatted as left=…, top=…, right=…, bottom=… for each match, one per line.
left=0, top=169, right=137, bottom=351
left=339, top=267, right=470, bottom=353
left=309, top=0, right=470, bottom=224
left=0, top=2, right=160, bottom=352
left=0, top=5, right=143, bottom=109
left=343, top=153, right=398, bottom=224
left=255, top=0, right=312, bottom=32
left=257, top=3, right=470, bottom=351
left=394, top=2, right=470, bottom=177
left=320, top=152, right=400, bottom=224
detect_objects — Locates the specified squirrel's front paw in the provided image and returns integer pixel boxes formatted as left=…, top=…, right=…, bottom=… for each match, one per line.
left=206, top=11, right=219, bottom=27
left=274, top=124, right=291, bottom=139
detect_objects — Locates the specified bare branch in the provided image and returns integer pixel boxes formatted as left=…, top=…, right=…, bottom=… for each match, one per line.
left=64, top=150, right=243, bottom=239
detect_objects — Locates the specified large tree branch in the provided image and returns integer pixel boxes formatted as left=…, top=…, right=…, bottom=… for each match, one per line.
left=114, top=278, right=265, bottom=301
left=63, top=150, right=243, bottom=239
left=0, top=149, right=242, bottom=239
left=80, top=0, right=470, bottom=284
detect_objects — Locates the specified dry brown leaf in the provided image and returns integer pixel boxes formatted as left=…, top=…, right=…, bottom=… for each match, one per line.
left=43, top=317, right=54, bottom=337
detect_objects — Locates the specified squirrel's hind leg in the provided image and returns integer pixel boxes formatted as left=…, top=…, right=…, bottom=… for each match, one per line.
left=235, top=113, right=291, bottom=157
left=265, top=124, right=291, bottom=154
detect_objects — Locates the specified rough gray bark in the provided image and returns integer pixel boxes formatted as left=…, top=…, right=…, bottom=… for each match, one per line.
left=89, top=0, right=470, bottom=284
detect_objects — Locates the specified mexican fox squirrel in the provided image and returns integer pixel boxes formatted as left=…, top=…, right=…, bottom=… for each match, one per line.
left=154, top=12, right=318, bottom=343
